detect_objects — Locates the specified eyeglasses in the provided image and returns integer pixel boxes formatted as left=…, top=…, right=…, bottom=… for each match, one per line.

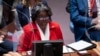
left=38, top=17, right=49, bottom=20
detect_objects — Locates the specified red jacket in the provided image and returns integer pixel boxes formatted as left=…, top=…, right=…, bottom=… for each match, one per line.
left=17, top=22, right=63, bottom=52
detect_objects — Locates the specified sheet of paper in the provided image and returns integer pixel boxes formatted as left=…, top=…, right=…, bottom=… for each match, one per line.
left=63, top=46, right=87, bottom=54
left=67, top=40, right=92, bottom=50
left=63, top=45, right=74, bottom=53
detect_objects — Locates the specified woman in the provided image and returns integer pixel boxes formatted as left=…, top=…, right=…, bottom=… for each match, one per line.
left=3, top=3, right=64, bottom=56
left=16, top=0, right=47, bottom=27
left=18, top=2, right=63, bottom=55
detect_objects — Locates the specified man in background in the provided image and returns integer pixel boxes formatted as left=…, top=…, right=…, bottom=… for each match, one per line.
left=70, top=0, right=100, bottom=42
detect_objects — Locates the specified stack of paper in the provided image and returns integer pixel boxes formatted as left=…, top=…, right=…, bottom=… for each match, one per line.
left=67, top=40, right=95, bottom=51
left=63, top=45, right=87, bottom=54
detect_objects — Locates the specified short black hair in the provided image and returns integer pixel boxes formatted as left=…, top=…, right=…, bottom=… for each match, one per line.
left=31, top=2, right=52, bottom=22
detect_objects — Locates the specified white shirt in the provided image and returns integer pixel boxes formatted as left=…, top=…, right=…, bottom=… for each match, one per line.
left=96, top=0, right=100, bottom=15
left=88, top=0, right=100, bottom=16
left=36, top=23, right=50, bottom=40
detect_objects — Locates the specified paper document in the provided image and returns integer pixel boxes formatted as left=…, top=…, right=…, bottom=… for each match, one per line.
left=63, top=45, right=87, bottom=54
left=67, top=40, right=93, bottom=51
left=63, top=45, right=74, bottom=53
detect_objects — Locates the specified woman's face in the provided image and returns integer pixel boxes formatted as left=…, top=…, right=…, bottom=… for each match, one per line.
left=36, top=11, right=50, bottom=26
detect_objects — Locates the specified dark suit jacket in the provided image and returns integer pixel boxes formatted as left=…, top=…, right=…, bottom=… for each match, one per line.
left=16, top=3, right=30, bottom=27
left=0, top=39, right=13, bottom=55
left=69, top=0, right=100, bottom=42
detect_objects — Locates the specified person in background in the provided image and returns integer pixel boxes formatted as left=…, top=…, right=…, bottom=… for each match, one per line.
left=65, top=0, right=74, bottom=33
left=16, top=0, right=47, bottom=27
left=4, top=3, right=63, bottom=56
left=17, top=2, right=63, bottom=55
left=0, top=0, right=15, bottom=55
left=0, top=29, right=13, bottom=56
left=1, top=0, right=14, bottom=28
left=70, top=0, right=100, bottom=42
left=3, top=2, right=64, bottom=56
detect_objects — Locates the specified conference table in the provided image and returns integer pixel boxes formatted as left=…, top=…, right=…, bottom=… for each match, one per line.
left=62, top=41, right=100, bottom=56
left=63, top=49, right=98, bottom=56
left=30, top=49, right=99, bottom=56
left=29, top=50, right=98, bottom=56
left=31, top=41, right=100, bottom=56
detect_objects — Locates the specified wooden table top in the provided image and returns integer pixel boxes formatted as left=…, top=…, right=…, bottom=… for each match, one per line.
left=63, top=50, right=98, bottom=56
